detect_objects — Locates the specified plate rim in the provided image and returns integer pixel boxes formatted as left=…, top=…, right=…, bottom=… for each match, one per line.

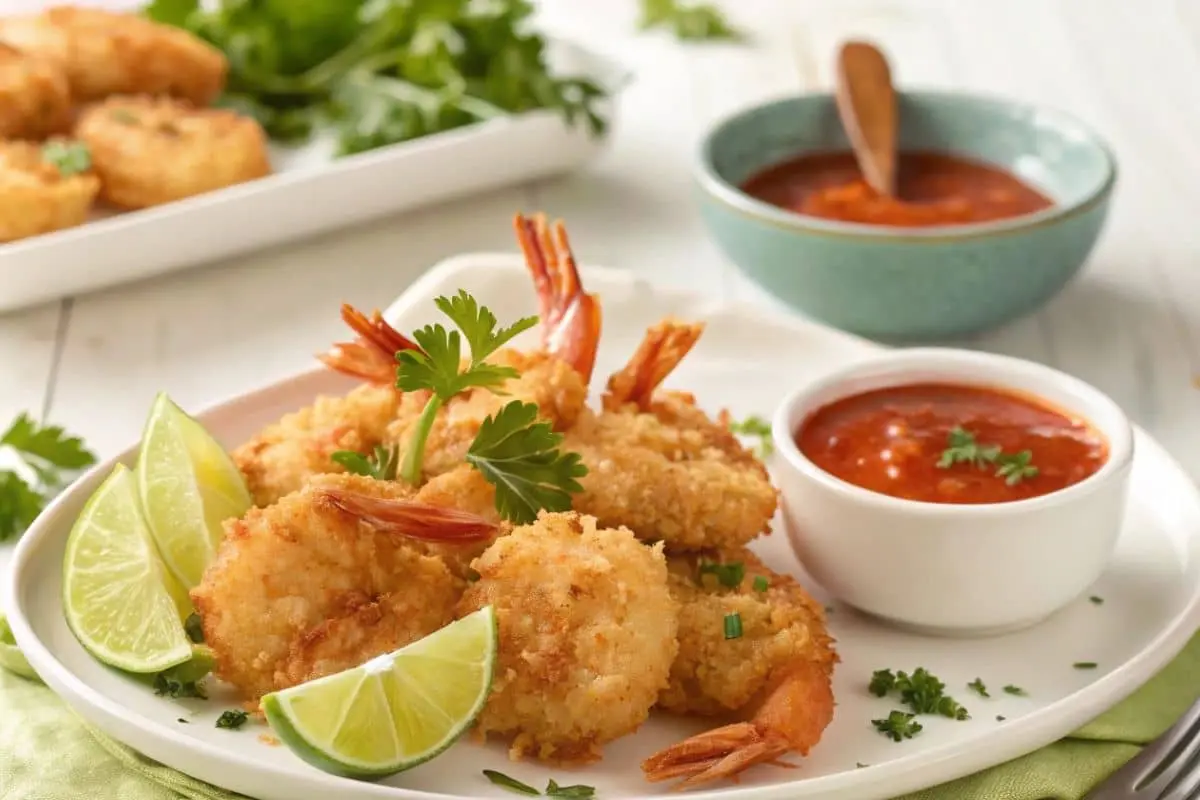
left=5, top=253, right=1200, bottom=800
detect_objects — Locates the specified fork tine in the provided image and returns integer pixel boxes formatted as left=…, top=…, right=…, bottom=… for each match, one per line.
left=1159, top=738, right=1200, bottom=800
left=1083, top=697, right=1200, bottom=799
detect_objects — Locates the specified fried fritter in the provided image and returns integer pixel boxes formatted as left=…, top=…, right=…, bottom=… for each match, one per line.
left=191, top=473, right=489, bottom=703
left=74, top=96, right=270, bottom=209
left=0, top=43, right=71, bottom=140
left=457, top=512, right=678, bottom=764
left=0, top=6, right=226, bottom=105
left=0, top=138, right=98, bottom=242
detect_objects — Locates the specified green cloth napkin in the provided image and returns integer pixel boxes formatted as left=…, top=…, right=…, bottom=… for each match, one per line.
left=2, top=617, right=1197, bottom=800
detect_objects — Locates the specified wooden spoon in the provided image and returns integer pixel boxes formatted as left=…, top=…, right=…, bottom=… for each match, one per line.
left=835, top=40, right=898, bottom=197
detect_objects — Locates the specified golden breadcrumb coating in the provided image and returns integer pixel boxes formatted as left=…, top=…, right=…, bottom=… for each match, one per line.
left=0, top=42, right=71, bottom=140
left=0, top=6, right=226, bottom=105
left=75, top=96, right=270, bottom=209
left=191, top=473, right=464, bottom=703
left=0, top=139, right=98, bottom=242
left=457, top=512, right=678, bottom=764
left=562, top=393, right=779, bottom=551
left=233, top=384, right=399, bottom=508
left=658, top=548, right=836, bottom=716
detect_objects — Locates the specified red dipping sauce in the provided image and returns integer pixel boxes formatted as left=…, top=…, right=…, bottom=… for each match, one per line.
left=796, top=383, right=1108, bottom=504
left=741, top=151, right=1054, bottom=227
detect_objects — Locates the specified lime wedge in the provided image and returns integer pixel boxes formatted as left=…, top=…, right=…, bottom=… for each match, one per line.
left=136, top=392, right=252, bottom=589
left=262, top=606, right=498, bottom=778
left=0, top=613, right=37, bottom=680
left=62, top=464, right=192, bottom=674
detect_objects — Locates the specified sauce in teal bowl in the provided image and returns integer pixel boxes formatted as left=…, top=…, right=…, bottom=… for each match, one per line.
left=696, top=91, right=1117, bottom=341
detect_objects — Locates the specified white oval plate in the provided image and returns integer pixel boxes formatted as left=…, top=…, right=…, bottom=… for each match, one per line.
left=5, top=254, right=1200, bottom=800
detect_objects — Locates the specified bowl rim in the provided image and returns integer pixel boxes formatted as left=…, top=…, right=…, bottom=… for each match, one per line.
left=696, top=88, right=1119, bottom=242
left=770, top=347, right=1135, bottom=515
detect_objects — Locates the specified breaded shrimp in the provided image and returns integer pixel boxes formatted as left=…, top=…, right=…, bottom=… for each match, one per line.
left=0, top=7, right=226, bottom=105
left=456, top=511, right=678, bottom=764
left=0, top=43, right=71, bottom=139
left=75, top=96, right=269, bottom=209
left=561, top=320, right=779, bottom=551
left=644, top=549, right=836, bottom=789
left=0, top=139, right=98, bottom=242
left=191, top=473, right=497, bottom=704
left=233, top=308, right=420, bottom=507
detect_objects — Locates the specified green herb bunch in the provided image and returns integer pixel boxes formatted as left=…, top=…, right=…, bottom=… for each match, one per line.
left=146, top=0, right=609, bottom=155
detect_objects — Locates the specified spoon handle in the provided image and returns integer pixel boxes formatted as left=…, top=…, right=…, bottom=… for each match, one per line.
left=835, top=40, right=898, bottom=197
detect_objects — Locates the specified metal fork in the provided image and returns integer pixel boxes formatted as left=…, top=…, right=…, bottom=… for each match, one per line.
left=1085, top=696, right=1200, bottom=799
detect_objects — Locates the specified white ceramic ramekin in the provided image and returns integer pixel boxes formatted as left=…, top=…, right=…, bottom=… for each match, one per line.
left=772, top=348, right=1135, bottom=637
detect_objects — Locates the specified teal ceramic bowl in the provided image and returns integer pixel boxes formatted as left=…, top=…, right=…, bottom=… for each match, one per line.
left=696, top=91, right=1117, bottom=341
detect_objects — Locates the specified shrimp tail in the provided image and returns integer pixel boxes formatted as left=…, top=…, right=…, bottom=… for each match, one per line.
left=604, top=319, right=705, bottom=412
left=514, top=213, right=603, bottom=383
left=642, top=660, right=834, bottom=790
left=314, top=490, right=498, bottom=542
left=317, top=304, right=419, bottom=384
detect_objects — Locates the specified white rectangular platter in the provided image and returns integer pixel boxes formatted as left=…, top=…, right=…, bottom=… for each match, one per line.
left=0, top=39, right=628, bottom=314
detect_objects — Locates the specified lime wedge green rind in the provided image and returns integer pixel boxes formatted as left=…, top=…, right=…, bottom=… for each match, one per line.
left=0, top=613, right=37, bottom=680
left=262, top=606, right=498, bottom=779
left=62, top=464, right=193, bottom=674
left=135, top=392, right=252, bottom=590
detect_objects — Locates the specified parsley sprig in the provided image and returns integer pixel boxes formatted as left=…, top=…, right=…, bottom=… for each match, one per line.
left=872, top=710, right=922, bottom=742
left=332, top=443, right=400, bottom=481
left=937, top=427, right=1039, bottom=486
left=466, top=401, right=587, bottom=525
left=482, top=770, right=594, bottom=798
left=396, top=291, right=537, bottom=484
left=41, top=140, right=92, bottom=177
left=0, top=413, right=96, bottom=542
left=869, top=668, right=970, bottom=720
left=727, top=413, right=773, bottom=458
left=639, top=0, right=745, bottom=41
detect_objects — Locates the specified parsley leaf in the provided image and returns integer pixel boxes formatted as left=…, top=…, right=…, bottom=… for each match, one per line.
left=1073, top=662, right=1098, bottom=670
left=0, top=413, right=96, bottom=542
left=40, top=140, right=91, bottom=177
left=967, top=678, right=990, bottom=698
left=331, top=444, right=399, bottom=481
left=872, top=710, right=922, bottom=742
left=1089, top=595, right=1104, bottom=605
left=153, top=672, right=208, bottom=700
left=752, top=575, right=769, bottom=592
left=727, top=413, right=773, bottom=458
left=869, top=669, right=897, bottom=697
left=869, top=667, right=969, bottom=720
left=545, top=779, right=596, bottom=799
left=466, top=401, right=587, bottom=525
left=995, top=450, right=1039, bottom=485
left=698, top=560, right=745, bottom=588
left=936, top=427, right=1039, bottom=485
left=638, top=0, right=745, bottom=41
left=482, top=770, right=539, bottom=796
left=216, top=709, right=248, bottom=730
left=1003, top=685, right=1027, bottom=696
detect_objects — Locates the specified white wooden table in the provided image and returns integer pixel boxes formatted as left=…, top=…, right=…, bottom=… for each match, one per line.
left=3, top=0, right=1200, bottom=480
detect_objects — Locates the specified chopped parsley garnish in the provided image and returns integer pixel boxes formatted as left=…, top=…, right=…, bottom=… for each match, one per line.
left=752, top=575, right=769, bottom=593
left=466, top=401, right=587, bottom=525
left=698, top=560, right=745, bottom=588
left=153, top=673, right=207, bottom=700
left=392, top=290, right=586, bottom=524
left=936, top=427, right=1039, bottom=485
left=331, top=443, right=399, bottom=481
left=40, top=139, right=91, bottom=176
left=1090, top=595, right=1104, bottom=605
left=216, top=710, right=249, bottom=730
left=723, top=612, right=743, bottom=640
left=967, top=678, right=990, bottom=698
left=0, top=413, right=96, bottom=542
left=638, top=0, right=745, bottom=41
left=1073, top=662, right=1098, bottom=670
left=1003, top=685, right=1027, bottom=697
left=184, top=613, right=204, bottom=644
left=545, top=779, right=596, bottom=799
left=996, top=715, right=1007, bottom=721
left=727, top=413, right=773, bottom=458
left=482, top=770, right=539, bottom=796
left=872, top=710, right=922, bottom=742
left=869, top=668, right=969, bottom=720
left=176, top=717, right=189, bottom=724
left=856, top=762, right=869, bottom=769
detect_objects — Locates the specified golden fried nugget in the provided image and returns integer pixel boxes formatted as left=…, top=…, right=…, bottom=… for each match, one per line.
left=0, top=6, right=226, bottom=105
left=0, top=43, right=71, bottom=140
left=0, top=138, right=97, bottom=242
left=75, top=96, right=270, bottom=209
left=457, top=512, right=678, bottom=764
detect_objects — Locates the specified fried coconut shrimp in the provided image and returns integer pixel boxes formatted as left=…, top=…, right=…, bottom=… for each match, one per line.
left=457, top=511, right=678, bottom=764
left=0, top=43, right=71, bottom=139
left=644, top=549, right=836, bottom=789
left=191, top=473, right=497, bottom=703
left=0, top=139, right=98, bottom=242
left=234, top=308, right=419, bottom=507
left=75, top=96, right=270, bottom=209
left=561, top=320, right=779, bottom=551
left=0, top=6, right=226, bottom=105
